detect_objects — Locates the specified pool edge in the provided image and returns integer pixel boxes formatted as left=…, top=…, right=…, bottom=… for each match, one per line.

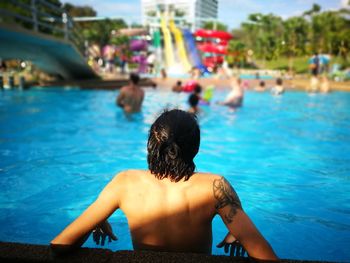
left=0, top=241, right=337, bottom=263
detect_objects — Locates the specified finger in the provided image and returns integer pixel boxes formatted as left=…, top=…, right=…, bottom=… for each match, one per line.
left=93, top=231, right=98, bottom=245
left=95, top=234, right=100, bottom=245
left=216, top=240, right=225, bottom=248
left=241, top=246, right=246, bottom=257
left=224, top=243, right=229, bottom=254
left=101, top=234, right=106, bottom=246
left=241, top=246, right=247, bottom=257
left=230, top=244, right=236, bottom=257
left=237, top=245, right=243, bottom=257
left=110, top=233, right=117, bottom=241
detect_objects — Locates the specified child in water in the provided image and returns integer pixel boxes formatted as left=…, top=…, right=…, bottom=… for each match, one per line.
left=188, top=84, right=202, bottom=114
left=271, top=78, right=285, bottom=95
left=255, top=81, right=266, bottom=92
left=172, top=80, right=183, bottom=93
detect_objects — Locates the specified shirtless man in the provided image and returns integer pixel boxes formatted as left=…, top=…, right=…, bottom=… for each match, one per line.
left=218, top=77, right=244, bottom=108
left=116, top=73, right=144, bottom=114
left=51, top=110, right=278, bottom=261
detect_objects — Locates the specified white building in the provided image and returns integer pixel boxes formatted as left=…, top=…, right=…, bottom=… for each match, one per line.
left=141, top=0, right=218, bottom=30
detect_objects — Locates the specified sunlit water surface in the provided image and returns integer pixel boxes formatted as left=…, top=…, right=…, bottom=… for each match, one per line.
left=0, top=87, right=349, bottom=262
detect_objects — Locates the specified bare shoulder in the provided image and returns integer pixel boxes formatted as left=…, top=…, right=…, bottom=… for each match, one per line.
left=195, top=173, right=238, bottom=190
left=188, top=172, right=223, bottom=194
left=102, top=170, right=145, bottom=197
left=192, top=173, right=241, bottom=206
left=111, top=169, right=145, bottom=183
left=120, top=85, right=130, bottom=93
left=191, top=172, right=223, bottom=184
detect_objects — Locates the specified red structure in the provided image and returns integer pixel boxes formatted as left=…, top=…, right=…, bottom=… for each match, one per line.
left=194, top=29, right=232, bottom=70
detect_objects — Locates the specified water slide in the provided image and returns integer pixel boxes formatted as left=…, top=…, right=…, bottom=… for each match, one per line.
left=169, top=20, right=192, bottom=72
left=182, top=29, right=207, bottom=72
left=160, top=16, right=174, bottom=68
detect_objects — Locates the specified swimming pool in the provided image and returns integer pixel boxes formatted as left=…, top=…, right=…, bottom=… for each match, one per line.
left=0, top=87, right=349, bottom=262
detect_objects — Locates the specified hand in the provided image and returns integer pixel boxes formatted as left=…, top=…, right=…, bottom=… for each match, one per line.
left=217, top=232, right=246, bottom=257
left=92, top=220, right=117, bottom=246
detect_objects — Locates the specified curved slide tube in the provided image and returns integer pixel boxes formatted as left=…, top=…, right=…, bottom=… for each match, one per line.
left=169, top=20, right=192, bottom=72
left=160, top=16, right=175, bottom=68
left=182, top=29, right=207, bottom=73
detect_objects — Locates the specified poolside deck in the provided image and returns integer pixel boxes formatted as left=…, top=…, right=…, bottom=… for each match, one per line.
left=35, top=76, right=349, bottom=91
left=0, top=242, right=336, bottom=263
left=153, top=77, right=350, bottom=92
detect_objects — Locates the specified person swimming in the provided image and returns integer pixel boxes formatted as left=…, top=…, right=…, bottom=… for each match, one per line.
left=255, top=81, right=266, bottom=92
left=50, top=109, right=278, bottom=260
left=172, top=80, right=183, bottom=93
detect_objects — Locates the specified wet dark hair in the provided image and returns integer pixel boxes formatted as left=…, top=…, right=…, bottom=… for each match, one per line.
left=130, top=73, right=140, bottom=84
left=188, top=94, right=199, bottom=107
left=176, top=80, right=182, bottom=86
left=276, top=78, right=283, bottom=85
left=260, top=81, right=265, bottom=87
left=194, top=84, right=202, bottom=94
left=147, top=109, right=200, bottom=182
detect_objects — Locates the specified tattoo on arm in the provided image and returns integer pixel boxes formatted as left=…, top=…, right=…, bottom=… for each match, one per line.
left=213, top=177, right=242, bottom=224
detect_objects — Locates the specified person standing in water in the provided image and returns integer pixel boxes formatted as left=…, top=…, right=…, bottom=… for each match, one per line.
left=188, top=84, right=202, bottom=114
left=218, top=77, right=244, bottom=108
left=51, top=109, right=278, bottom=261
left=255, top=81, right=266, bottom=92
left=116, top=73, right=144, bottom=114
left=271, top=78, right=285, bottom=95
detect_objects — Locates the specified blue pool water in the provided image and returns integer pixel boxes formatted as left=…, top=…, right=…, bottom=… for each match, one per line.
left=0, top=88, right=349, bottom=262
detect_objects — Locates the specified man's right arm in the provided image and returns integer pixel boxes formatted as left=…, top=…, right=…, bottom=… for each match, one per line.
left=213, top=176, right=278, bottom=261
left=50, top=172, right=126, bottom=255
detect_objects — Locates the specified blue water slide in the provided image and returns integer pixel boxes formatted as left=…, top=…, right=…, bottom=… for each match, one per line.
left=182, top=29, right=207, bottom=73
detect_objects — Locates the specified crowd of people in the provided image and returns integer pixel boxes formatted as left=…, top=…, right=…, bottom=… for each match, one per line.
left=87, top=42, right=160, bottom=77
left=114, top=61, right=333, bottom=117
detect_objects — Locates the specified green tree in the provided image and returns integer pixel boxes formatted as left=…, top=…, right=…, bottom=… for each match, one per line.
left=282, top=16, right=309, bottom=70
left=203, top=21, right=228, bottom=31
left=63, top=3, right=96, bottom=17
left=227, top=40, right=246, bottom=67
left=303, top=3, right=321, bottom=16
left=241, top=13, right=283, bottom=60
left=82, top=19, right=128, bottom=47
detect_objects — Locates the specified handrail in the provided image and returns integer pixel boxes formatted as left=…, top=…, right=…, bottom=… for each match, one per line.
left=0, top=0, right=85, bottom=54
left=0, top=9, right=34, bottom=24
left=36, top=0, right=65, bottom=14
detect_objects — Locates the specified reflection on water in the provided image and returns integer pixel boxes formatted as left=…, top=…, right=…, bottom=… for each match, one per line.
left=0, top=88, right=349, bottom=261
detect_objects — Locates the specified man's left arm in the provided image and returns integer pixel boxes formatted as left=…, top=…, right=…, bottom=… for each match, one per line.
left=213, top=176, right=278, bottom=261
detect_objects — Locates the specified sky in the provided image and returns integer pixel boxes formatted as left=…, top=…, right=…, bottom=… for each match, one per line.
left=63, top=0, right=349, bottom=29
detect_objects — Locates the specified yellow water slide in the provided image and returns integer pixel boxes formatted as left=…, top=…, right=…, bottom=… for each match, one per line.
left=169, top=19, right=192, bottom=72
left=160, top=15, right=174, bottom=68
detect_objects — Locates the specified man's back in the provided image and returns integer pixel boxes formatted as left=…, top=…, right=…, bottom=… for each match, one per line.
left=51, top=109, right=278, bottom=261
left=117, top=85, right=144, bottom=113
left=116, top=170, right=218, bottom=253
